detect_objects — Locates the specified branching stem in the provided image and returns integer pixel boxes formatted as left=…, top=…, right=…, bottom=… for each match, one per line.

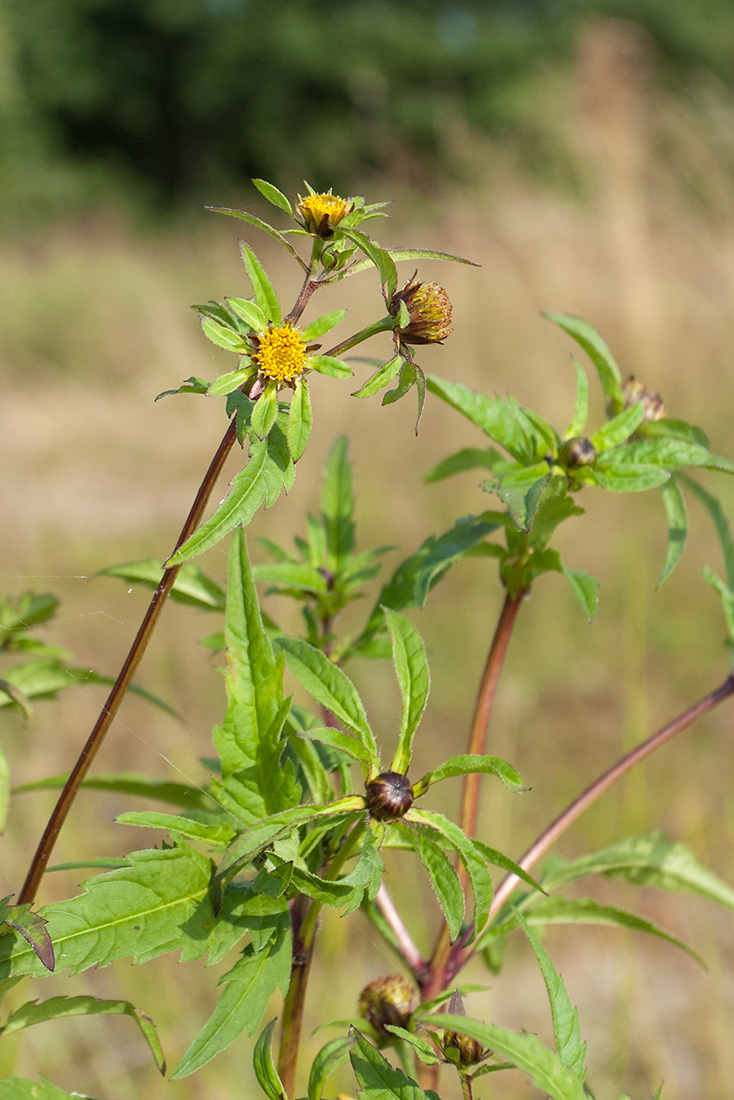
left=19, top=418, right=239, bottom=905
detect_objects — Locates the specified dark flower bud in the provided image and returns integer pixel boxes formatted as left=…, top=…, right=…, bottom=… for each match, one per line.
left=442, top=990, right=488, bottom=1067
left=622, top=375, right=665, bottom=422
left=365, top=771, right=414, bottom=821
left=558, top=436, right=597, bottom=469
left=358, top=975, right=418, bottom=1039
left=389, top=273, right=453, bottom=345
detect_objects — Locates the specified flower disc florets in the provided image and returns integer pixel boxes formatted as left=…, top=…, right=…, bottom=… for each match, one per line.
left=251, top=322, right=309, bottom=387
left=296, top=191, right=353, bottom=238
left=391, top=274, right=453, bottom=345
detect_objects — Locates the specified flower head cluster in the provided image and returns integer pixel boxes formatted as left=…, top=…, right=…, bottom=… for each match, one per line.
left=296, top=190, right=353, bottom=238
left=390, top=273, right=453, bottom=346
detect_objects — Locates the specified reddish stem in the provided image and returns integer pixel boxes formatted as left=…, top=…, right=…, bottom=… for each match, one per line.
left=19, top=418, right=239, bottom=905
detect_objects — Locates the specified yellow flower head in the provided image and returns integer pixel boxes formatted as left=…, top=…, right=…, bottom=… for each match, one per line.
left=391, top=274, right=453, bottom=345
left=296, top=191, right=353, bottom=238
left=251, top=322, right=308, bottom=386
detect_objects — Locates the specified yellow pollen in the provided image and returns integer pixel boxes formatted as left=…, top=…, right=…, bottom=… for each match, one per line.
left=255, top=324, right=308, bottom=384
left=298, top=192, right=351, bottom=226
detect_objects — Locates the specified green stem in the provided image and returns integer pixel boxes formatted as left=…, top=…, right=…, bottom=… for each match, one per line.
left=325, top=315, right=395, bottom=358
left=18, top=418, right=239, bottom=905
left=277, top=817, right=367, bottom=1094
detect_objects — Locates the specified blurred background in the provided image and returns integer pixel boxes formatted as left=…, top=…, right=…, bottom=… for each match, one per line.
left=2, top=0, right=734, bottom=1097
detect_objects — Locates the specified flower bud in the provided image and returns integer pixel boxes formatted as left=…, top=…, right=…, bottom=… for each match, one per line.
left=358, top=975, right=418, bottom=1039
left=365, top=771, right=414, bottom=821
left=622, top=375, right=665, bottom=422
left=296, top=191, right=353, bottom=238
left=390, top=274, right=453, bottom=345
left=442, top=990, right=487, bottom=1067
left=558, top=436, right=597, bottom=469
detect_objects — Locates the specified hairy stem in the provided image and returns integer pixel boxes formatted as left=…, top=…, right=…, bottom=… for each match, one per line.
left=19, top=418, right=239, bottom=904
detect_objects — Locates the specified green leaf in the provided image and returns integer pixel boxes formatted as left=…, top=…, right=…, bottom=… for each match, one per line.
left=426, top=1014, right=586, bottom=1100
left=544, top=313, right=624, bottom=414
left=297, top=726, right=374, bottom=775
left=0, top=747, right=8, bottom=832
left=541, top=832, right=734, bottom=909
left=117, top=810, right=236, bottom=847
left=349, top=1030, right=441, bottom=1099
left=212, top=532, right=299, bottom=822
left=172, top=917, right=291, bottom=1078
left=200, top=316, right=246, bottom=353
left=565, top=358, right=589, bottom=439
left=425, top=447, right=501, bottom=483
left=386, top=610, right=430, bottom=775
left=0, top=659, right=77, bottom=711
left=167, top=428, right=293, bottom=565
left=98, top=559, right=226, bottom=610
left=593, top=464, right=670, bottom=492
left=322, top=436, right=356, bottom=572
left=398, top=824, right=463, bottom=941
left=658, top=477, right=688, bottom=587
left=0, top=1079, right=93, bottom=1100
left=384, top=1026, right=443, bottom=1065
left=512, top=896, right=705, bottom=967
left=308, top=354, right=353, bottom=377
left=413, top=754, right=524, bottom=795
left=207, top=369, right=253, bottom=397
left=352, top=354, right=403, bottom=399
left=562, top=567, right=599, bottom=621
left=208, top=206, right=306, bottom=269
left=0, top=846, right=215, bottom=979
left=0, top=995, right=165, bottom=1073
left=253, top=1018, right=287, bottom=1100
left=342, top=229, right=398, bottom=297
left=427, top=377, right=544, bottom=463
left=308, top=1034, right=358, bottom=1100
left=680, top=475, right=734, bottom=590
left=251, top=385, right=279, bottom=439
left=287, top=379, right=312, bottom=461
left=514, top=911, right=586, bottom=1079
left=14, top=771, right=214, bottom=813
left=590, top=402, right=645, bottom=451
left=600, top=437, right=734, bottom=475
left=276, top=637, right=380, bottom=772
left=302, top=309, right=347, bottom=341
left=239, top=243, right=281, bottom=324
left=251, top=179, right=293, bottom=214
left=226, top=295, right=268, bottom=329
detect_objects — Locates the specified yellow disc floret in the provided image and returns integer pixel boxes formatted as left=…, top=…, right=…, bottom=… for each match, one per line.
left=296, top=191, right=353, bottom=237
left=254, top=323, right=308, bottom=385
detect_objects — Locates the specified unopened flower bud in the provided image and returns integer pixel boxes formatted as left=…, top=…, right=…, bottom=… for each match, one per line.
left=358, top=975, right=418, bottom=1039
left=390, top=274, right=453, bottom=345
left=622, top=375, right=665, bottom=422
left=442, top=990, right=488, bottom=1067
left=558, top=436, right=597, bottom=469
left=365, top=771, right=414, bottom=821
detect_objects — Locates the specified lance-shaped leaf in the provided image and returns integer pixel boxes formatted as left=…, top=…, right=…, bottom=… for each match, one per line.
left=412, top=754, right=524, bottom=797
left=0, top=899, right=54, bottom=972
left=15, top=772, right=215, bottom=813
left=208, top=369, right=252, bottom=397
left=593, top=464, right=670, bottom=492
left=426, top=1014, right=587, bottom=1100
left=565, top=358, right=589, bottom=439
left=349, top=1029, right=441, bottom=1100
left=287, top=379, right=312, bottom=461
left=253, top=1018, right=287, bottom=1100
left=599, top=437, right=734, bottom=475
left=321, top=435, right=356, bottom=572
left=276, top=637, right=380, bottom=773
left=590, top=402, right=645, bottom=451
left=562, top=567, right=599, bottom=622
left=425, top=446, right=502, bottom=483
left=341, top=228, right=398, bottom=297
left=200, top=316, right=247, bottom=353
left=545, top=313, right=624, bottom=414
left=347, top=246, right=479, bottom=278
left=239, top=242, right=281, bottom=324
left=251, top=385, right=279, bottom=439
left=308, top=1034, right=358, bottom=1100
left=352, top=354, right=403, bottom=399
left=658, top=477, right=687, bottom=587
left=308, top=354, right=353, bottom=377
left=167, top=427, right=293, bottom=565
left=0, top=995, right=165, bottom=1073
left=211, top=531, right=299, bottom=823
left=386, top=610, right=430, bottom=775
left=98, top=558, right=226, bottom=610
left=514, top=910, right=586, bottom=1080
left=251, top=179, right=293, bottom=214
left=226, top=295, right=268, bottom=329
left=209, top=203, right=306, bottom=269
left=395, top=823, right=464, bottom=941
left=117, top=810, right=236, bottom=847
left=681, top=474, right=734, bottom=589
left=172, top=915, right=291, bottom=1078
left=0, top=845, right=215, bottom=979
left=0, top=1079, right=90, bottom=1099
left=297, top=726, right=374, bottom=777
left=302, top=309, right=347, bottom=341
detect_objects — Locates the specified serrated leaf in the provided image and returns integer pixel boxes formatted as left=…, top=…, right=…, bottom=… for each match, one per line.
left=425, top=447, right=501, bottom=483
left=200, top=316, right=246, bottom=352
left=98, top=559, right=226, bottom=610
left=208, top=369, right=253, bottom=397
left=593, top=465, right=670, bottom=492
left=308, top=1034, right=358, bottom=1100
left=297, top=726, right=374, bottom=775
left=342, top=229, right=398, bottom=297
left=545, top=313, right=624, bottom=414
left=426, top=1014, right=586, bottom=1100
left=0, top=846, right=215, bottom=979
left=14, top=771, right=213, bottom=813
left=276, top=637, right=379, bottom=772
left=308, top=354, right=353, bottom=377
left=322, top=436, right=355, bottom=571
left=226, top=296, right=268, bottom=329
left=253, top=1018, right=287, bottom=1100
left=251, top=179, right=293, bottom=214
left=658, top=477, right=687, bottom=587
left=386, top=610, right=430, bottom=775
left=302, top=309, right=347, bottom=341
left=172, top=917, right=291, bottom=1078
left=562, top=567, right=599, bottom=621
left=287, top=379, right=312, bottom=461
left=384, top=1026, right=443, bottom=1065
left=565, top=358, right=589, bottom=439
left=352, top=354, right=403, bottom=399
left=208, top=206, right=306, bottom=269
left=413, top=754, right=524, bottom=795
left=117, top=810, right=236, bottom=846
left=239, top=243, right=281, bottom=324
left=251, top=385, right=279, bottom=439
left=680, top=475, right=734, bottom=590
left=398, top=824, right=463, bottom=941
left=428, top=377, right=547, bottom=464
left=514, top=910, right=586, bottom=1079
left=349, top=1030, right=441, bottom=1099
left=600, top=437, right=734, bottom=475
left=0, top=995, right=165, bottom=1073
left=591, top=402, right=645, bottom=450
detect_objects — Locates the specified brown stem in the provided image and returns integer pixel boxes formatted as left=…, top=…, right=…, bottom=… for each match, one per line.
left=374, top=883, right=427, bottom=978
left=424, top=590, right=525, bottom=997
left=452, top=672, right=734, bottom=972
left=19, top=417, right=239, bottom=905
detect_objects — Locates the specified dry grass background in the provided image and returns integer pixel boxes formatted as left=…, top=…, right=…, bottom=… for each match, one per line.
left=2, top=23, right=734, bottom=1099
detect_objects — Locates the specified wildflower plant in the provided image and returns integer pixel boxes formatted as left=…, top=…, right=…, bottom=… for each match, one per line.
left=1, top=179, right=734, bottom=1100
